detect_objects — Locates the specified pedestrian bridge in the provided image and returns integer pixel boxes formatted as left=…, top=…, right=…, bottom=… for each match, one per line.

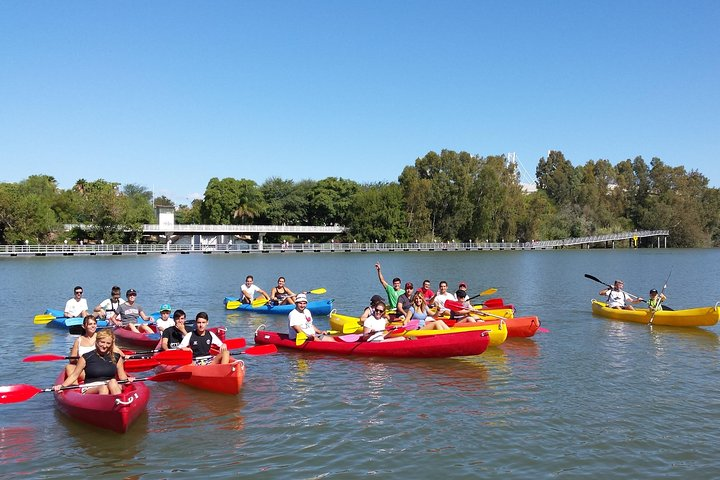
left=1, top=230, right=669, bottom=257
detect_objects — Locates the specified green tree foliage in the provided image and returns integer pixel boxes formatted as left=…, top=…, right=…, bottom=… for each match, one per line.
left=259, top=177, right=308, bottom=226
left=306, top=177, right=359, bottom=226
left=346, top=183, right=406, bottom=242
left=536, top=151, right=581, bottom=206
left=200, top=178, right=265, bottom=225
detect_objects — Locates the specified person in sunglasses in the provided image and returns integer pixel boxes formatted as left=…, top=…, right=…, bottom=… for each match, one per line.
left=362, top=300, right=406, bottom=342
left=64, top=286, right=90, bottom=318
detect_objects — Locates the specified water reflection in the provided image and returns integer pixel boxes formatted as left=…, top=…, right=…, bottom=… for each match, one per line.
left=32, top=333, right=53, bottom=350
left=151, top=384, right=246, bottom=433
left=0, top=426, right=35, bottom=465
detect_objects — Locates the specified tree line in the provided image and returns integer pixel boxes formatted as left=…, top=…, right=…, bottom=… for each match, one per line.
left=2, top=150, right=718, bottom=247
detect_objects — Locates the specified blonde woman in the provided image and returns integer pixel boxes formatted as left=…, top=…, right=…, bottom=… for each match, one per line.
left=54, top=330, right=132, bottom=395
left=405, top=291, right=450, bottom=330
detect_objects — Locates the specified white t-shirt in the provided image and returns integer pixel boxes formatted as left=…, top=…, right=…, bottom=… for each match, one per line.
left=64, top=298, right=89, bottom=318
left=156, top=316, right=174, bottom=332
left=288, top=308, right=314, bottom=340
left=607, top=289, right=631, bottom=308
left=364, top=316, right=388, bottom=342
left=433, top=292, right=457, bottom=314
left=97, top=297, right=125, bottom=318
left=241, top=284, right=262, bottom=301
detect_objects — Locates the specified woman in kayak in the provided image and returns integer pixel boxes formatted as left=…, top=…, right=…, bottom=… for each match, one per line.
left=54, top=330, right=132, bottom=395
left=64, top=315, right=99, bottom=381
left=270, top=277, right=297, bottom=306
left=404, top=292, right=450, bottom=331
left=362, top=300, right=406, bottom=342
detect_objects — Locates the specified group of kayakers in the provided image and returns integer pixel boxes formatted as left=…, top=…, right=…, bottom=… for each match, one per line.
left=599, top=279, right=667, bottom=311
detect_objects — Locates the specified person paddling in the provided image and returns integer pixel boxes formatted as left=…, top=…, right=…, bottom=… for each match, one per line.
left=647, top=289, right=667, bottom=311
left=600, top=280, right=643, bottom=310
left=53, top=330, right=133, bottom=395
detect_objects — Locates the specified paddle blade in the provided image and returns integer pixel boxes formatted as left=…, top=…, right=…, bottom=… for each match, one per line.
left=479, top=288, right=497, bottom=296
left=537, top=327, right=550, bottom=333
left=295, top=332, right=308, bottom=345
left=124, top=359, right=159, bottom=372
left=153, top=350, right=193, bottom=365
left=0, top=385, right=44, bottom=404
left=224, top=338, right=247, bottom=350
left=33, top=314, right=56, bottom=325
left=141, top=371, right=192, bottom=383
left=23, top=354, right=68, bottom=363
left=308, top=288, right=327, bottom=295
left=386, top=327, right=406, bottom=337
left=444, top=300, right=465, bottom=312
left=337, top=334, right=361, bottom=342
left=342, top=322, right=361, bottom=334
left=241, top=344, right=277, bottom=355
left=481, top=298, right=505, bottom=308
left=251, top=297, right=269, bottom=308
left=225, top=301, right=241, bottom=310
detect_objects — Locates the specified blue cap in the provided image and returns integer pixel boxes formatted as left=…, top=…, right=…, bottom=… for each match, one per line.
left=160, top=304, right=172, bottom=312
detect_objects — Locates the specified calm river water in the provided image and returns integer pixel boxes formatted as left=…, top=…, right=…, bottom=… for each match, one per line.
left=1, top=249, right=720, bottom=478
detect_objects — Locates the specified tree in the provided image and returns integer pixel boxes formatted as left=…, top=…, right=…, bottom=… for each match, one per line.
left=200, top=178, right=266, bottom=225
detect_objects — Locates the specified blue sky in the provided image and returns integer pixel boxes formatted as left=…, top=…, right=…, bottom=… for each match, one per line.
left=1, top=1, right=718, bottom=206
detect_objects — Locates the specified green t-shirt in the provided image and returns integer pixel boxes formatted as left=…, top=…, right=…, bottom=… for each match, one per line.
left=385, top=284, right=403, bottom=309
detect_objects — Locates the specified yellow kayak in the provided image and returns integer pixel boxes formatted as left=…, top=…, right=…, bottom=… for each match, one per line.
left=329, top=312, right=508, bottom=347
left=591, top=300, right=720, bottom=327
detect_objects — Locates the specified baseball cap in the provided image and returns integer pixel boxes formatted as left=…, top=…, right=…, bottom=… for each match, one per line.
left=296, top=293, right=308, bottom=303
left=459, top=282, right=467, bottom=288
left=370, top=294, right=383, bottom=304
left=160, top=304, right=172, bottom=312
left=456, top=289, right=467, bottom=298
left=405, top=282, right=414, bottom=289
left=126, top=289, right=137, bottom=296
left=649, top=289, right=658, bottom=294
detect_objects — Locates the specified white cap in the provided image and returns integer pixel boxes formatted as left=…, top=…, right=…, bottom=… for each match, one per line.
left=296, top=294, right=308, bottom=302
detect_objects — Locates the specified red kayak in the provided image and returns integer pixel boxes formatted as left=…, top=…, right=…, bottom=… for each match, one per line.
left=156, top=358, right=245, bottom=395
left=444, top=315, right=541, bottom=338
left=254, top=330, right=490, bottom=358
left=52, top=371, right=149, bottom=433
left=113, top=325, right=226, bottom=348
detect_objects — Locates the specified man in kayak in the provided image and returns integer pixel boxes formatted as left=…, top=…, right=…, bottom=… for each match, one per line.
left=432, top=281, right=457, bottom=315
left=178, top=312, right=230, bottom=364
left=241, top=275, right=270, bottom=305
left=418, top=280, right=434, bottom=304
left=375, top=262, right=403, bottom=309
left=160, top=309, right=189, bottom=351
left=288, top=294, right=334, bottom=342
left=64, top=286, right=90, bottom=318
left=109, top=289, right=155, bottom=333
left=600, top=280, right=643, bottom=310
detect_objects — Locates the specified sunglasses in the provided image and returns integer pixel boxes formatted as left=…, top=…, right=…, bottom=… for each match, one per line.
left=375, top=309, right=385, bottom=314
left=75, top=291, right=83, bottom=294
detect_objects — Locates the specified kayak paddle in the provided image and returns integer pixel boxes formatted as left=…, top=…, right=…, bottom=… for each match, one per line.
left=33, top=314, right=57, bottom=325
left=0, top=371, right=191, bottom=405
left=467, top=288, right=498, bottom=301
left=228, top=344, right=278, bottom=355
left=584, top=273, right=673, bottom=310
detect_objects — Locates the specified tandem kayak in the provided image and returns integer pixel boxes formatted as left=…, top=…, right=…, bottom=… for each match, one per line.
left=254, top=329, right=490, bottom=358
left=52, top=371, right=149, bottom=433
left=156, top=358, right=245, bottom=395
left=43, top=309, right=111, bottom=329
left=223, top=297, right=334, bottom=315
left=591, top=300, right=720, bottom=327
left=113, top=325, right=227, bottom=348
left=329, top=311, right=508, bottom=347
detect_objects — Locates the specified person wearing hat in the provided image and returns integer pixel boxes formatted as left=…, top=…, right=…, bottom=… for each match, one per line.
left=359, top=294, right=387, bottom=326
left=647, top=289, right=667, bottom=312
left=458, top=282, right=468, bottom=294
left=395, top=282, right=415, bottom=319
left=288, top=293, right=334, bottom=342
left=109, top=289, right=155, bottom=333
left=93, top=285, right=125, bottom=319
left=155, top=304, right=174, bottom=332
